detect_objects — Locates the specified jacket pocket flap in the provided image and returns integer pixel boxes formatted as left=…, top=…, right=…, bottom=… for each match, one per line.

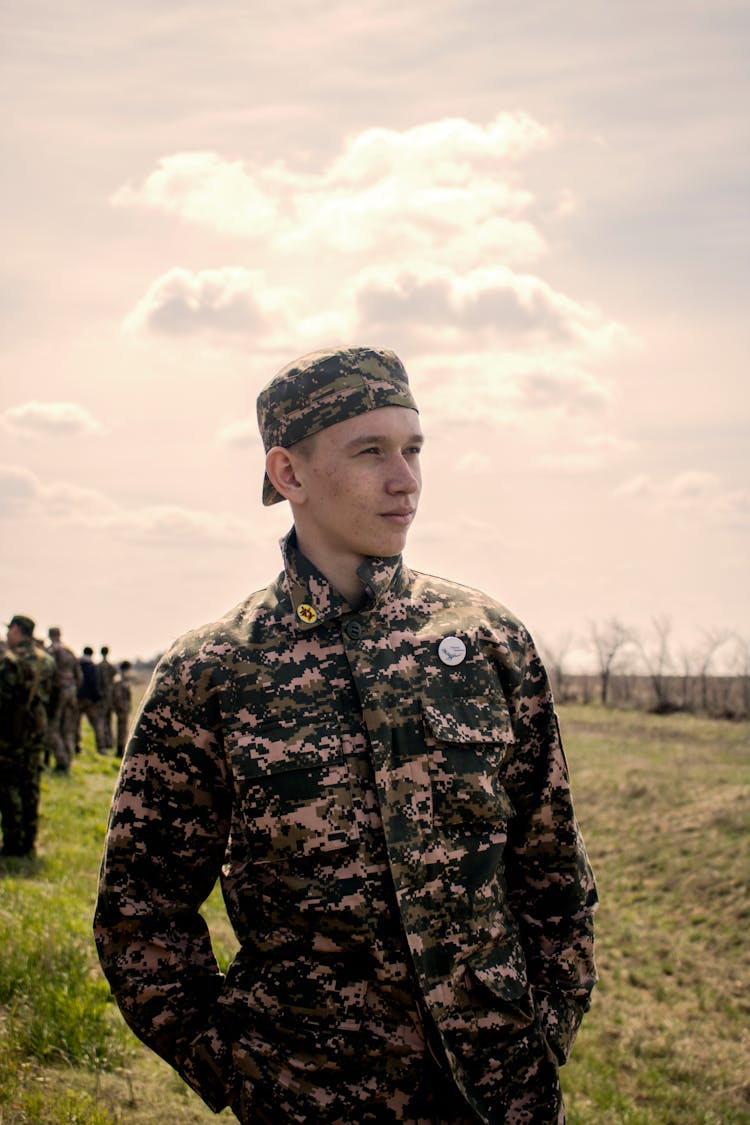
left=467, top=941, right=529, bottom=1003
left=421, top=695, right=514, bottom=745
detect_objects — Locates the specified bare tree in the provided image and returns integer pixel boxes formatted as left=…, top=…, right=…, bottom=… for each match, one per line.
left=676, top=644, right=697, bottom=711
left=696, top=627, right=732, bottom=713
left=731, top=637, right=750, bottom=719
left=634, top=615, right=675, bottom=712
left=589, top=618, right=631, bottom=706
left=539, top=631, right=575, bottom=703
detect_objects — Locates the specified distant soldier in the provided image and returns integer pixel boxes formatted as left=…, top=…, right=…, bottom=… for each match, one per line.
left=112, top=660, right=133, bottom=757
left=98, top=645, right=116, bottom=750
left=46, top=626, right=83, bottom=772
left=77, top=646, right=106, bottom=753
left=0, top=614, right=55, bottom=857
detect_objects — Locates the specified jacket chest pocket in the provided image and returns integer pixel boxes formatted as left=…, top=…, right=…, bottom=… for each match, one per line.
left=421, top=695, right=516, bottom=830
left=228, top=720, right=359, bottom=864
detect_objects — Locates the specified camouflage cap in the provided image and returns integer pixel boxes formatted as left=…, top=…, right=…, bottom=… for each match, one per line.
left=257, top=346, right=418, bottom=506
left=7, top=614, right=35, bottom=636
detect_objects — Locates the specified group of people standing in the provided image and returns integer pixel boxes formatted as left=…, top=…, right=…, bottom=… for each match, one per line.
left=0, top=614, right=133, bottom=858
left=49, top=632, right=133, bottom=769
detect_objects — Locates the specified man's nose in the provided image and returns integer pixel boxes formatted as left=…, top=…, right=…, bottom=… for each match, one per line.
left=388, top=455, right=420, bottom=494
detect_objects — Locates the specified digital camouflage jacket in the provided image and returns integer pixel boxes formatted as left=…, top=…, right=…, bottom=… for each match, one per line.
left=94, top=532, right=597, bottom=1124
left=0, top=638, right=55, bottom=751
left=0, top=638, right=55, bottom=854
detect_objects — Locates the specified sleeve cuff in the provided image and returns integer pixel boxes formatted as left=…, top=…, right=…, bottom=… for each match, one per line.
left=533, top=988, right=589, bottom=1065
left=175, top=1023, right=238, bottom=1113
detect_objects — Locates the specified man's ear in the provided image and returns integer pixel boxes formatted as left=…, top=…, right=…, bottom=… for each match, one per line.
left=265, top=446, right=306, bottom=505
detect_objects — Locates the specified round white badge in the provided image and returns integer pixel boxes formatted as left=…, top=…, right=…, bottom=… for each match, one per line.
left=438, top=636, right=467, bottom=666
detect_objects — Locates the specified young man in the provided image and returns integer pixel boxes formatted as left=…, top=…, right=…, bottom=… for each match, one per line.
left=94, top=346, right=597, bottom=1124
left=77, top=646, right=106, bottom=753
left=111, top=659, right=133, bottom=757
left=98, top=645, right=116, bottom=750
left=0, top=614, right=55, bottom=856
left=46, top=626, right=83, bottom=771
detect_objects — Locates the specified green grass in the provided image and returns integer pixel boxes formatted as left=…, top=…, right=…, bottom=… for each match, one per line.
left=560, top=706, right=750, bottom=1125
left=0, top=723, right=236, bottom=1124
left=0, top=704, right=748, bottom=1123
left=0, top=750, right=123, bottom=1123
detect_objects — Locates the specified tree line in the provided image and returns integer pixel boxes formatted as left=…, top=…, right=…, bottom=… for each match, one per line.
left=540, top=617, right=750, bottom=719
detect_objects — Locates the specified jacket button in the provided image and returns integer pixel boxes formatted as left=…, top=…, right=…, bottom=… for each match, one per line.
left=344, top=619, right=363, bottom=640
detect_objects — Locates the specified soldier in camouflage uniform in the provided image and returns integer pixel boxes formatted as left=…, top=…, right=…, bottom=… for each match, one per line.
left=94, top=347, right=597, bottom=1124
left=0, top=614, right=56, bottom=856
left=98, top=646, right=116, bottom=750
left=77, top=646, right=106, bottom=753
left=112, top=660, right=133, bottom=757
left=46, top=626, right=83, bottom=771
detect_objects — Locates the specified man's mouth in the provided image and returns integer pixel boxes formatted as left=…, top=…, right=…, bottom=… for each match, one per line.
left=381, top=509, right=416, bottom=525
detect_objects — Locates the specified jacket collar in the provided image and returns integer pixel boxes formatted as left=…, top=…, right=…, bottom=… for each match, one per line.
left=280, top=528, right=406, bottom=631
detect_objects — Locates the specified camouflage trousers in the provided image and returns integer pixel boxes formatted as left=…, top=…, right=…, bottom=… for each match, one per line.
left=233, top=1066, right=564, bottom=1124
left=47, top=683, right=79, bottom=770
left=77, top=700, right=107, bottom=753
left=101, top=701, right=114, bottom=750
left=233, top=1049, right=482, bottom=1125
left=226, top=1013, right=565, bottom=1125
left=114, top=706, right=130, bottom=756
left=0, top=740, right=43, bottom=855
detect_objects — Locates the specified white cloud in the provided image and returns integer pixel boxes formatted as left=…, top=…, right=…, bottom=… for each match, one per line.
left=42, top=481, right=119, bottom=520
left=668, top=472, right=750, bottom=527
left=112, top=151, right=280, bottom=236
left=668, top=471, right=721, bottom=505
left=0, top=465, right=117, bottom=518
left=94, top=504, right=252, bottom=546
left=352, top=264, right=629, bottom=352
left=515, top=369, right=610, bottom=413
left=410, top=348, right=617, bottom=431
left=613, top=472, right=652, bottom=499
left=0, top=464, right=38, bottom=509
left=217, top=417, right=261, bottom=449
left=112, top=110, right=635, bottom=481
left=329, top=114, right=550, bottom=180
left=2, top=401, right=105, bottom=436
left=536, top=430, right=637, bottom=471
left=123, top=256, right=629, bottom=381
left=0, top=464, right=253, bottom=546
left=122, top=266, right=297, bottom=337
left=111, top=112, right=552, bottom=267
left=408, top=350, right=631, bottom=474
left=615, top=471, right=750, bottom=527
left=284, top=116, right=547, bottom=262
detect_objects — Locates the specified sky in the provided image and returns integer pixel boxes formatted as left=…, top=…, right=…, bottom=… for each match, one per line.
left=2, top=0, right=748, bottom=672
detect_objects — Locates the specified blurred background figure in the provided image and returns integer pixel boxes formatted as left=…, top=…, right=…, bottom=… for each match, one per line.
left=77, top=646, right=106, bottom=754
left=98, top=645, right=115, bottom=751
left=46, top=626, right=83, bottom=772
left=112, top=660, right=133, bottom=758
left=0, top=614, right=55, bottom=857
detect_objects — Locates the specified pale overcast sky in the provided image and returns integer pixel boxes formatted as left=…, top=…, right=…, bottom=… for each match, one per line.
left=2, top=0, right=748, bottom=669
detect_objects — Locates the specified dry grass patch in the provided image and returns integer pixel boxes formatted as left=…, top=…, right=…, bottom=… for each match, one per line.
left=560, top=705, right=750, bottom=1125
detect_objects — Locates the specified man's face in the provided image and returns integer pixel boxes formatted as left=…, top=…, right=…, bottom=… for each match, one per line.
left=292, top=405, right=423, bottom=565
left=7, top=623, right=22, bottom=649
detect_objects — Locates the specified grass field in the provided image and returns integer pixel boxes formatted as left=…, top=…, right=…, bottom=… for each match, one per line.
left=0, top=702, right=748, bottom=1124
